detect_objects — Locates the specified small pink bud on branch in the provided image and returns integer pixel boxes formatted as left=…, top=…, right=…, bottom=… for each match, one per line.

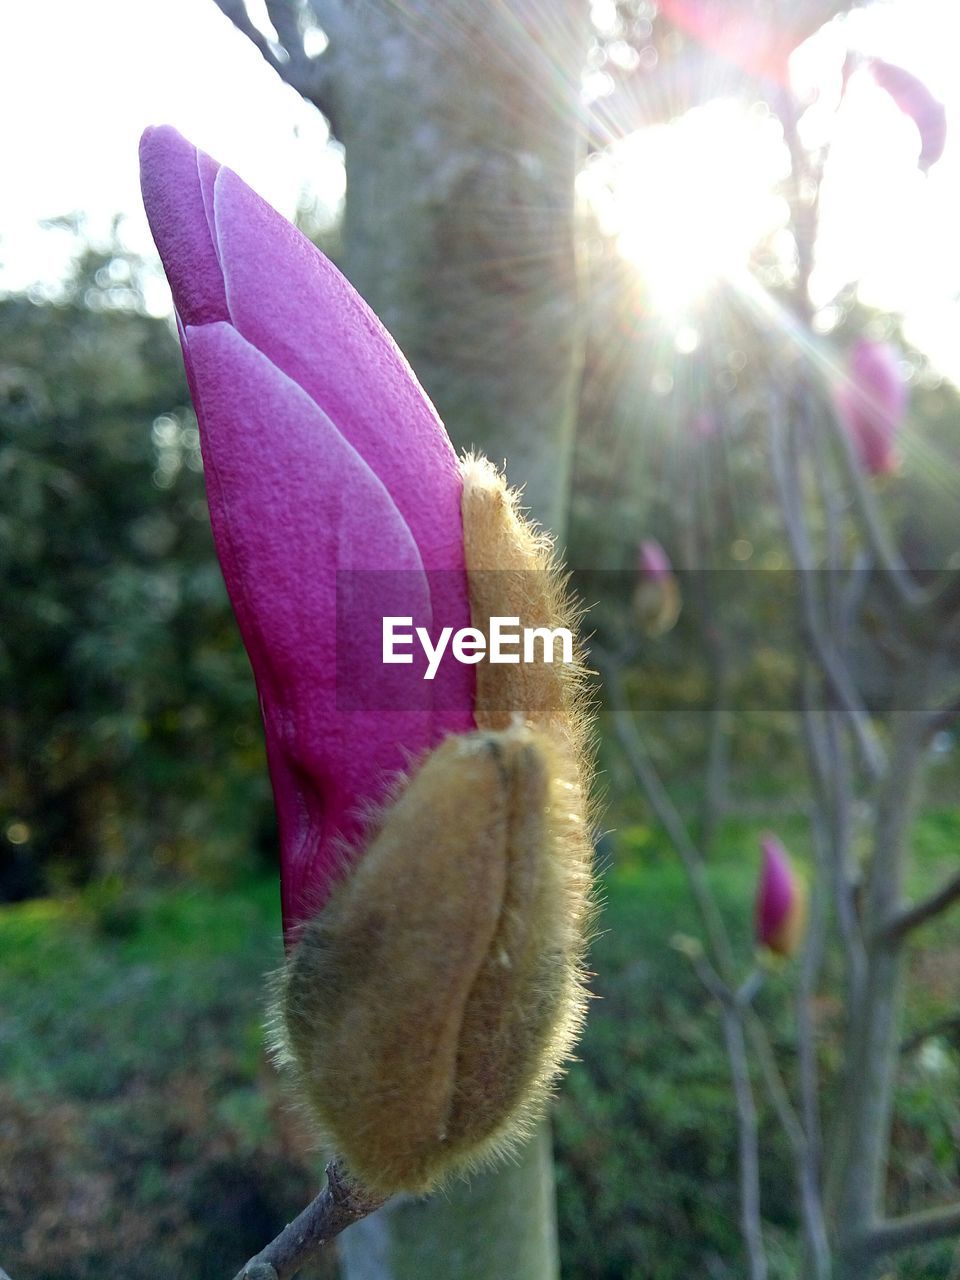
left=755, top=834, right=807, bottom=958
left=835, top=339, right=908, bottom=478
left=634, top=539, right=681, bottom=636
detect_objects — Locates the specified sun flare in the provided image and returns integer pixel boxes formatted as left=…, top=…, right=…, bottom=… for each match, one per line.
left=587, top=98, right=790, bottom=312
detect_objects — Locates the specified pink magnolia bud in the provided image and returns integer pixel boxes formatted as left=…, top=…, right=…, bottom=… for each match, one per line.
left=755, top=835, right=807, bottom=958
left=638, top=539, right=672, bottom=582
left=140, top=126, right=475, bottom=936
left=634, top=540, right=681, bottom=636
left=836, top=338, right=908, bottom=477
left=140, top=127, right=596, bottom=1196
left=869, top=58, right=947, bottom=171
left=691, top=410, right=718, bottom=441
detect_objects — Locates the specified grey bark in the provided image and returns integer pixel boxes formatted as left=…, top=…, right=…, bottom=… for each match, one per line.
left=334, top=0, right=588, bottom=535
left=337, top=1123, right=559, bottom=1280
left=826, top=700, right=930, bottom=1280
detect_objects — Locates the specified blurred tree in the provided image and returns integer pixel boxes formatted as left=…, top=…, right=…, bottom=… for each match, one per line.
left=0, top=235, right=273, bottom=902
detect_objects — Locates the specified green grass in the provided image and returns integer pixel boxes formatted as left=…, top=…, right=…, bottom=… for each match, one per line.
left=0, top=810, right=957, bottom=1279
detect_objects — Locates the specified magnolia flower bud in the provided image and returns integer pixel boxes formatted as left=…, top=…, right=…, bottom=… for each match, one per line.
left=140, top=128, right=594, bottom=1199
left=755, top=835, right=807, bottom=958
left=633, top=539, right=681, bottom=637
left=282, top=723, right=586, bottom=1194
left=836, top=338, right=907, bottom=477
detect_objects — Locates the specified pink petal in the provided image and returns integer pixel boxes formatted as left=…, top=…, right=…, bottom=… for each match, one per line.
left=212, top=167, right=466, bottom=577
left=211, top=164, right=475, bottom=733
left=638, top=539, right=672, bottom=581
left=139, top=126, right=228, bottom=325
left=870, top=59, right=947, bottom=170
left=837, top=340, right=906, bottom=476
left=186, top=321, right=437, bottom=928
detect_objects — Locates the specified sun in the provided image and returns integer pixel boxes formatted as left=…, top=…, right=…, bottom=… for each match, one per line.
left=586, top=98, right=791, bottom=313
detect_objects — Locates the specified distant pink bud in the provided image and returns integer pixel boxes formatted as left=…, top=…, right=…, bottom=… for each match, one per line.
left=691, top=410, right=718, bottom=440
left=836, top=339, right=908, bottom=477
left=634, top=540, right=681, bottom=636
left=869, top=58, right=946, bottom=171
left=755, top=835, right=807, bottom=958
left=638, top=539, right=672, bottom=582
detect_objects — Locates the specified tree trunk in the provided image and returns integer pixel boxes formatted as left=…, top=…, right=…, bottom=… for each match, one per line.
left=336, top=0, right=587, bottom=537
left=338, top=1123, right=559, bottom=1280
left=826, top=699, right=929, bottom=1279
left=330, top=2, right=589, bottom=1276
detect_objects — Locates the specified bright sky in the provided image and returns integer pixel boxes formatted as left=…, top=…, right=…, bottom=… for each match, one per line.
left=0, top=0, right=339, bottom=309
left=1, top=0, right=959, bottom=375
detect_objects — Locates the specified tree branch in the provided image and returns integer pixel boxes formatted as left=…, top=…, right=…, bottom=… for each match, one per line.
left=721, top=1007, right=769, bottom=1280
left=212, top=0, right=340, bottom=127
left=676, top=946, right=768, bottom=1280
left=232, top=1160, right=387, bottom=1280
left=860, top=1202, right=960, bottom=1259
left=876, top=871, right=960, bottom=947
left=769, top=392, right=886, bottom=780
left=901, top=1013, right=960, bottom=1055
left=600, top=647, right=832, bottom=1275
left=213, top=0, right=285, bottom=71
left=925, top=690, right=960, bottom=739
left=597, top=651, right=735, bottom=980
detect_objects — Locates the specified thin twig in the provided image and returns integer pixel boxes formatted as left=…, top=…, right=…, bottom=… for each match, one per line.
left=859, top=1202, right=960, bottom=1260
left=801, top=681, right=866, bottom=1008
left=212, top=0, right=340, bottom=122
left=925, top=691, right=960, bottom=739
left=901, top=1014, right=960, bottom=1055
left=769, top=391, right=885, bottom=780
left=600, top=646, right=832, bottom=1274
left=794, top=808, right=832, bottom=1280
left=598, top=651, right=735, bottom=980
left=875, top=871, right=960, bottom=948
left=721, top=1008, right=769, bottom=1280
left=678, top=948, right=769, bottom=1280
left=232, top=1160, right=387, bottom=1280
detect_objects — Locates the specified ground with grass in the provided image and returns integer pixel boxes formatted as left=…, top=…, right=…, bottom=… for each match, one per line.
left=1, top=810, right=958, bottom=1279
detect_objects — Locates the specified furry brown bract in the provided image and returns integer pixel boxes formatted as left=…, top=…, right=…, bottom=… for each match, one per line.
left=276, top=454, right=595, bottom=1196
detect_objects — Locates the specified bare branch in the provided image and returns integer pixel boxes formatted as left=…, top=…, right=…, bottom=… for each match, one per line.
left=212, top=0, right=340, bottom=125
left=600, top=647, right=834, bottom=1274
left=925, top=690, right=960, bottom=739
left=677, top=948, right=768, bottom=1280
left=769, top=393, right=886, bottom=780
left=721, top=1009, right=769, bottom=1280
left=901, top=1014, right=960, bottom=1055
left=232, top=1160, right=387, bottom=1280
left=597, top=651, right=735, bottom=980
left=794, top=810, right=833, bottom=1280
left=876, top=871, right=960, bottom=947
left=860, top=1202, right=960, bottom=1259
left=213, top=0, right=286, bottom=71
left=801, top=693, right=866, bottom=1006
left=818, top=391, right=926, bottom=615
